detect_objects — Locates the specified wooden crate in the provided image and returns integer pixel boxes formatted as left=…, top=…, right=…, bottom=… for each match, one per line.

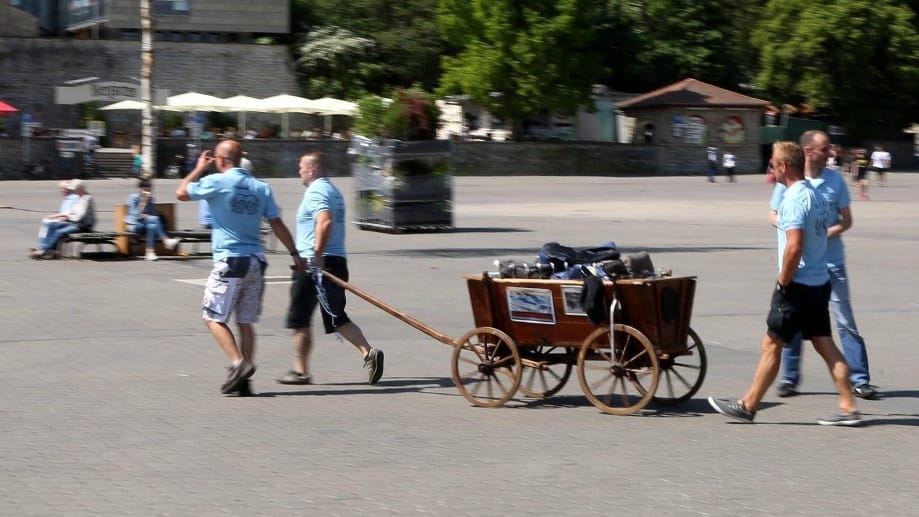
left=613, top=276, right=696, bottom=353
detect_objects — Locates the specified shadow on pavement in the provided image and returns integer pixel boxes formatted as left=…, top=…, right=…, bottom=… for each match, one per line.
left=247, top=376, right=455, bottom=398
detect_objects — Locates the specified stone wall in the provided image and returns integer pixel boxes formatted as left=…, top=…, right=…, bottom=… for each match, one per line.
left=0, top=37, right=300, bottom=132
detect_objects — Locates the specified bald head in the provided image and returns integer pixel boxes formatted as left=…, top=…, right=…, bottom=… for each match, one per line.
left=799, top=130, right=830, bottom=174
left=214, top=140, right=243, bottom=171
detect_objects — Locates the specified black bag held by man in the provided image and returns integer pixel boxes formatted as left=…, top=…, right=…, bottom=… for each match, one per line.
left=579, top=267, right=609, bottom=325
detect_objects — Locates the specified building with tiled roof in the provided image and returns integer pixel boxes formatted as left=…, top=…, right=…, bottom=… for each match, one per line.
left=618, top=78, right=769, bottom=176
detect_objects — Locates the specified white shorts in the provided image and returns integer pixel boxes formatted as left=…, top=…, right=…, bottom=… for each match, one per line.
left=202, top=256, right=266, bottom=324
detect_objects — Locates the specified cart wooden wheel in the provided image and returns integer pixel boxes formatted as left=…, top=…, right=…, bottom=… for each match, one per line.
left=519, top=345, right=574, bottom=399
left=652, top=328, right=707, bottom=405
left=576, top=324, right=659, bottom=415
left=451, top=327, right=522, bottom=408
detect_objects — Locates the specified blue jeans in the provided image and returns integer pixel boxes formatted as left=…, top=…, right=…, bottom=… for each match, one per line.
left=780, top=263, right=871, bottom=387
left=38, top=221, right=78, bottom=252
left=130, top=216, right=168, bottom=250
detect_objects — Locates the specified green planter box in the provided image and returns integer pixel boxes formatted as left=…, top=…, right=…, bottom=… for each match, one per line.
left=350, top=135, right=453, bottom=232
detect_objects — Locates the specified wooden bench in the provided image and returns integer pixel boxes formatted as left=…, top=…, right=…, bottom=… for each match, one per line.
left=58, top=231, right=136, bottom=259
left=171, top=229, right=212, bottom=255
left=114, top=202, right=177, bottom=257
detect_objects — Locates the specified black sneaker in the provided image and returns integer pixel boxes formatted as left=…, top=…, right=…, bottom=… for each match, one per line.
left=853, top=384, right=879, bottom=400
left=363, top=348, right=384, bottom=385
left=220, top=360, right=256, bottom=394
left=235, top=379, right=254, bottom=397
left=817, top=411, right=862, bottom=426
left=776, top=383, right=798, bottom=398
left=276, top=370, right=313, bottom=385
left=708, top=396, right=756, bottom=422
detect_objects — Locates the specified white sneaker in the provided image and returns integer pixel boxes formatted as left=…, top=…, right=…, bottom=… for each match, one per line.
left=145, top=252, right=158, bottom=261
left=163, top=237, right=179, bottom=250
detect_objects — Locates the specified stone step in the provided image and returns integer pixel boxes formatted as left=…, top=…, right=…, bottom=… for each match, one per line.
left=93, top=148, right=134, bottom=177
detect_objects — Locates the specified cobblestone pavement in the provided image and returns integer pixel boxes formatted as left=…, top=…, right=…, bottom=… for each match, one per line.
left=2, top=172, right=917, bottom=516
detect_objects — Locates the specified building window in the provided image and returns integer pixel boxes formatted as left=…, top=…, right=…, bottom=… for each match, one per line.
left=153, top=0, right=190, bottom=16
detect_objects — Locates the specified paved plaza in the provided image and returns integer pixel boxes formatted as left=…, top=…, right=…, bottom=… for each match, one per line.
left=2, top=171, right=918, bottom=516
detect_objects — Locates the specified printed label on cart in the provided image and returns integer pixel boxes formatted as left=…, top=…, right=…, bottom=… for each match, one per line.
left=561, top=285, right=587, bottom=316
left=507, top=287, right=555, bottom=324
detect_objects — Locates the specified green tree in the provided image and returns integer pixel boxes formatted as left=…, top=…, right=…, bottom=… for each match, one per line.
left=292, top=0, right=445, bottom=93
left=596, top=0, right=764, bottom=93
left=753, top=0, right=919, bottom=137
left=437, top=0, right=608, bottom=138
left=294, top=26, right=384, bottom=98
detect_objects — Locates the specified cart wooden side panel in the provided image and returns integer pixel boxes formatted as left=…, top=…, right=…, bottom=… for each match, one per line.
left=614, top=276, right=696, bottom=354
left=465, top=275, right=613, bottom=348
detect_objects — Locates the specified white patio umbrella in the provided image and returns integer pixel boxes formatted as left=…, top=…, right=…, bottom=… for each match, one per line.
left=99, top=99, right=146, bottom=111
left=165, top=92, right=229, bottom=112
left=99, top=99, right=185, bottom=112
left=311, top=97, right=358, bottom=116
left=221, top=95, right=263, bottom=133
left=310, top=97, right=358, bottom=136
left=260, top=94, right=319, bottom=136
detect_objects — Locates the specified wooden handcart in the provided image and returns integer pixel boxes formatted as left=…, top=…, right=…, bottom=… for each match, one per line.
left=321, top=271, right=706, bottom=415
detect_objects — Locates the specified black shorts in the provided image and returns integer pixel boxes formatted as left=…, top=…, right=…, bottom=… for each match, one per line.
left=766, top=281, right=832, bottom=344
left=285, top=256, right=352, bottom=333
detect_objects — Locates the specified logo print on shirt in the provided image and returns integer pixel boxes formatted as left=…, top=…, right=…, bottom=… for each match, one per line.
left=231, top=193, right=260, bottom=215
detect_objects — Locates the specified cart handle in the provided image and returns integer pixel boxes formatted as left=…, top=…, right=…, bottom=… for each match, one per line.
left=320, top=270, right=458, bottom=347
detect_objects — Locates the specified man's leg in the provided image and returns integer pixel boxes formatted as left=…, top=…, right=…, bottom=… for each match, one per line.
left=42, top=223, right=77, bottom=255
left=291, top=327, right=313, bottom=375
left=238, top=323, right=255, bottom=361
left=336, top=322, right=372, bottom=358
left=828, top=264, right=871, bottom=387
left=810, top=336, right=857, bottom=414
left=205, top=320, right=241, bottom=364
left=740, top=334, right=784, bottom=412
left=779, top=332, right=803, bottom=390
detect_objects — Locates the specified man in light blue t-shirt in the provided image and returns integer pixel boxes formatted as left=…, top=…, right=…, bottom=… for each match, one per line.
left=177, top=140, right=303, bottom=395
left=770, top=130, right=876, bottom=400
left=709, top=141, right=860, bottom=426
left=279, top=151, right=384, bottom=387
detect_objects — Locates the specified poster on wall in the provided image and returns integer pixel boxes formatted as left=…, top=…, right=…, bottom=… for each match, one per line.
left=506, top=287, right=555, bottom=324
left=685, top=115, right=706, bottom=144
left=671, top=114, right=685, bottom=138
left=721, top=115, right=746, bottom=144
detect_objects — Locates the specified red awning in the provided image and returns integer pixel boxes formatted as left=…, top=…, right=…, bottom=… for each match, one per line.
left=0, top=99, right=19, bottom=115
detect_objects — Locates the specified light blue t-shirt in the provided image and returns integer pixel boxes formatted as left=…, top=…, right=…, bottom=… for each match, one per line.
left=776, top=180, right=829, bottom=286
left=187, top=168, right=280, bottom=261
left=296, top=177, right=346, bottom=258
left=770, top=167, right=849, bottom=267
left=60, top=193, right=79, bottom=214
left=198, top=200, right=213, bottom=227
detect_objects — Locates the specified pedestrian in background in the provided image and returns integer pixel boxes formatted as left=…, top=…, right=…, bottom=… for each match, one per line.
left=722, top=149, right=737, bottom=182
left=706, top=146, right=718, bottom=182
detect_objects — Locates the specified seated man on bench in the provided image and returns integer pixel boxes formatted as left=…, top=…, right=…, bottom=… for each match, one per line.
left=31, top=179, right=95, bottom=259
left=125, top=178, right=179, bottom=261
